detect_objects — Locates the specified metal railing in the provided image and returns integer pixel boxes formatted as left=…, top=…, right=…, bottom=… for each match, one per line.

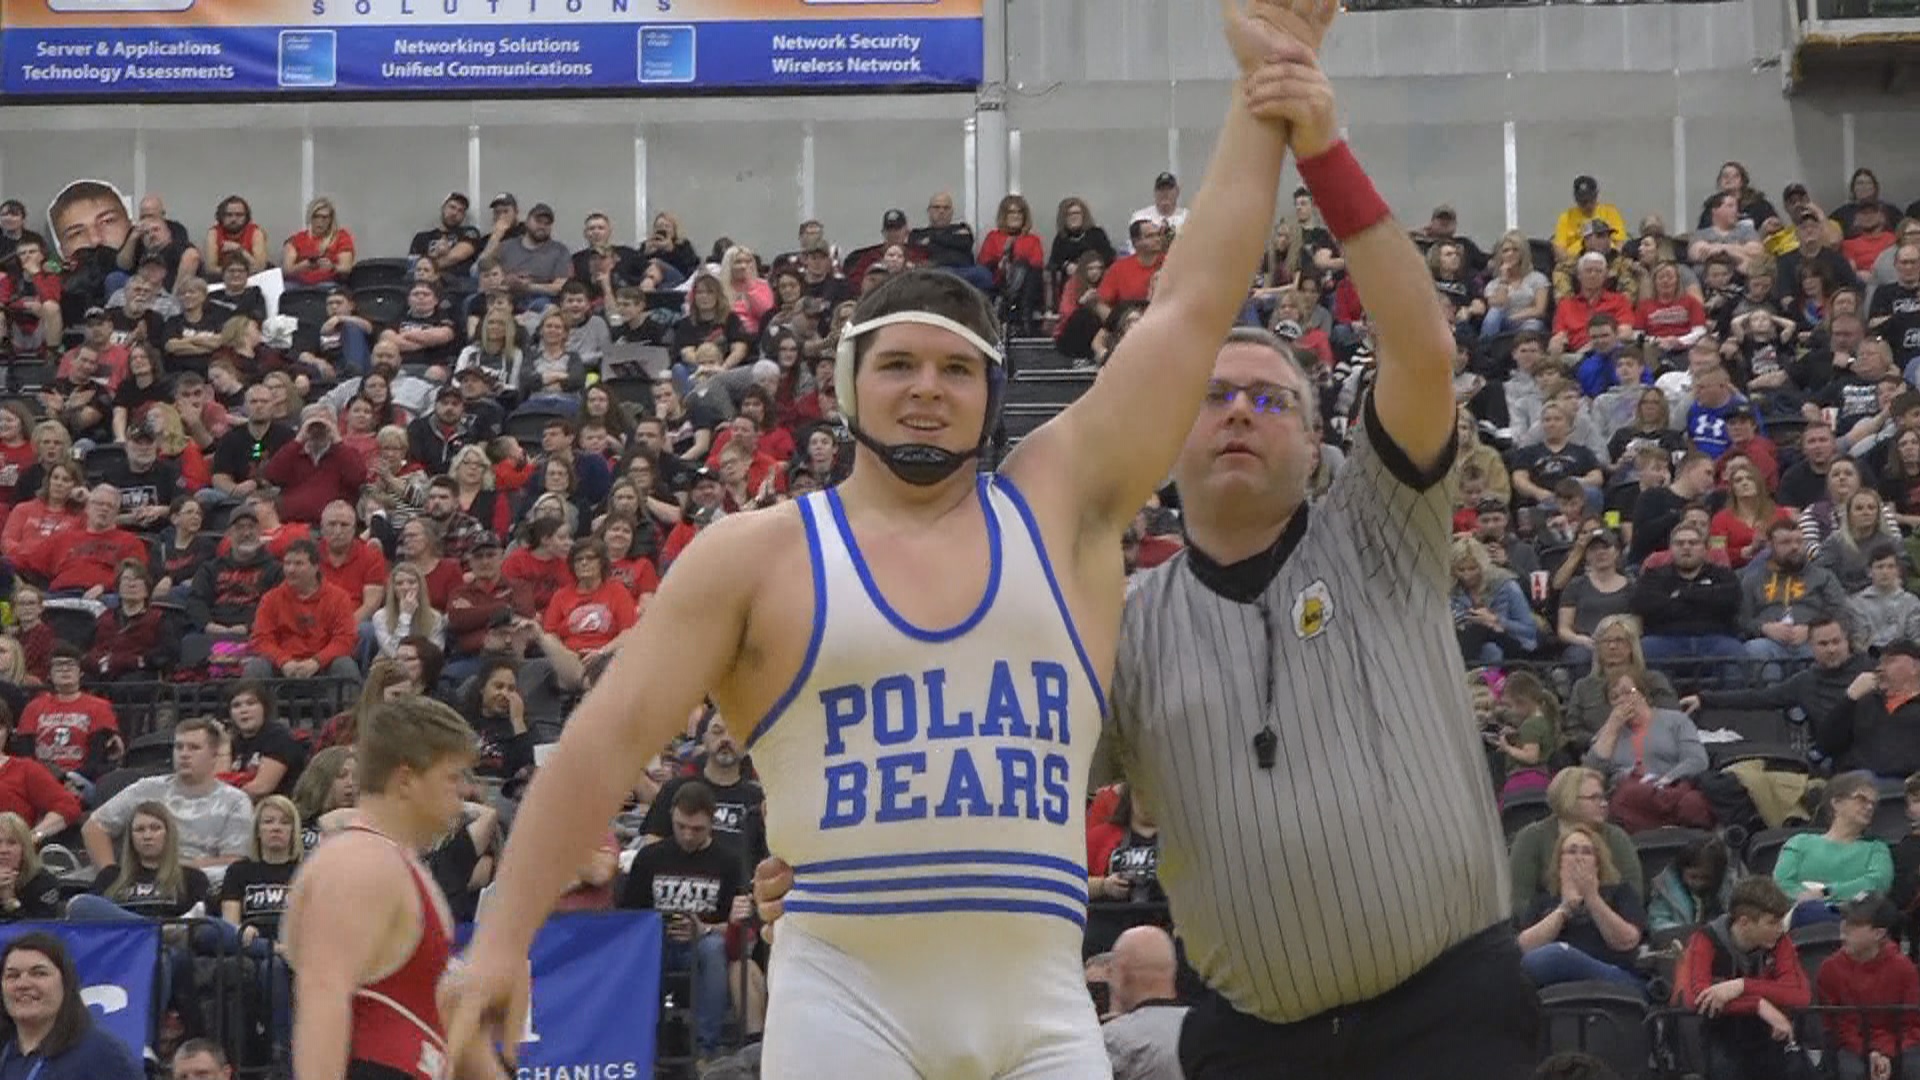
left=73, top=676, right=361, bottom=744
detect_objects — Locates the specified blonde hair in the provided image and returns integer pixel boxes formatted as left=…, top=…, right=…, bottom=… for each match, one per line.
left=109, top=802, right=186, bottom=904
left=356, top=698, right=476, bottom=795
left=305, top=196, right=339, bottom=238
left=1587, top=614, right=1650, bottom=677
left=1545, top=823, right=1622, bottom=891
left=294, top=745, right=355, bottom=824
left=450, top=445, right=495, bottom=491
left=1546, top=766, right=1606, bottom=821
left=251, top=795, right=305, bottom=862
left=0, top=813, right=43, bottom=883
left=380, top=563, right=443, bottom=644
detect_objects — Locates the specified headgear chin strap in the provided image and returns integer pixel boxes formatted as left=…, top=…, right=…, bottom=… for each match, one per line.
left=835, top=310, right=1007, bottom=487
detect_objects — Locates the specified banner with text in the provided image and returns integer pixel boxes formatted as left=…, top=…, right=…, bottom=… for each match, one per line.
left=457, top=910, right=665, bottom=1080
left=0, top=922, right=161, bottom=1056
left=0, top=0, right=982, bottom=98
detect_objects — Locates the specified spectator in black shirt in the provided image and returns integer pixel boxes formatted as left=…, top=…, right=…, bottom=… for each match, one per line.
left=1047, top=196, right=1118, bottom=299
left=69, top=801, right=209, bottom=1031
left=162, top=277, right=225, bottom=374
left=618, top=780, right=743, bottom=1062
left=408, top=387, right=494, bottom=478
left=1869, top=243, right=1920, bottom=368
left=1630, top=450, right=1715, bottom=566
left=910, top=190, right=992, bottom=293
left=1511, top=402, right=1604, bottom=505
left=116, top=196, right=201, bottom=290
left=208, top=251, right=267, bottom=326
left=151, top=495, right=218, bottom=600
left=1777, top=210, right=1861, bottom=305
left=201, top=382, right=293, bottom=513
left=636, top=212, right=700, bottom=280
left=110, top=342, right=171, bottom=442
left=103, top=424, right=180, bottom=534
left=1631, top=523, right=1749, bottom=668
left=463, top=657, right=537, bottom=789
left=225, top=682, right=306, bottom=801
left=410, top=193, right=483, bottom=283
left=385, top=281, right=459, bottom=376
left=672, top=273, right=752, bottom=371
left=1811, top=336, right=1900, bottom=433
left=108, top=278, right=166, bottom=350
left=0, top=812, right=63, bottom=921
left=570, top=212, right=644, bottom=288
left=217, top=794, right=300, bottom=951
left=798, top=243, right=852, bottom=309
left=642, top=711, right=766, bottom=869
left=1821, top=639, right=1920, bottom=779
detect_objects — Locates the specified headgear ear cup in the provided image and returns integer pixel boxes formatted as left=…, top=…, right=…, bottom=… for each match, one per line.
left=835, top=330, right=861, bottom=424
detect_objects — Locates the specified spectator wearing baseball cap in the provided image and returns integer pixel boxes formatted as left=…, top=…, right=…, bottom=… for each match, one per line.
left=262, top=404, right=365, bottom=524
left=1129, top=171, right=1189, bottom=241
left=842, top=208, right=926, bottom=291
left=1821, top=640, right=1920, bottom=778
left=1776, top=205, right=1861, bottom=305
left=494, top=199, right=572, bottom=312
left=1552, top=174, right=1628, bottom=261
left=410, top=192, right=484, bottom=283
left=1816, top=892, right=1920, bottom=1080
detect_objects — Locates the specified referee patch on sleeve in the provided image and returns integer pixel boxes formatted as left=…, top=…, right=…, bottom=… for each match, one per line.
left=1291, top=579, right=1334, bottom=640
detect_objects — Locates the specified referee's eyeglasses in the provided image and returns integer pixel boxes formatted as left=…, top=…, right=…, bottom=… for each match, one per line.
left=1204, top=380, right=1303, bottom=417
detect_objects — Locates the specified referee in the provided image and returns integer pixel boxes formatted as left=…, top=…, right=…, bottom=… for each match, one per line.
left=1106, top=46, right=1536, bottom=1080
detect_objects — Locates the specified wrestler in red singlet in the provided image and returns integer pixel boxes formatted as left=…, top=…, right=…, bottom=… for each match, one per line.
left=345, top=825, right=454, bottom=1080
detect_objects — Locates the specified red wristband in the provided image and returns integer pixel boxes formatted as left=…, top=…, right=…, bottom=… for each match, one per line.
left=1296, top=141, right=1391, bottom=242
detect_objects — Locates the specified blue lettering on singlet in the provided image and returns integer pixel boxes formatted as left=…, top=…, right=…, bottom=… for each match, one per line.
left=817, top=660, right=1073, bottom=830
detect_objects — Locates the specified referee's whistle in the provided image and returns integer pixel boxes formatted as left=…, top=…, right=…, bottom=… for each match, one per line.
left=1252, top=726, right=1278, bottom=770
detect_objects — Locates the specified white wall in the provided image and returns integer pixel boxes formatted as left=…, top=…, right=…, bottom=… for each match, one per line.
left=2, top=0, right=1912, bottom=263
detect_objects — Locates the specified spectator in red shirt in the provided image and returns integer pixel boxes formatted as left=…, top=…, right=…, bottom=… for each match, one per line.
left=23, top=484, right=149, bottom=596
left=503, top=517, right=574, bottom=616
left=1, top=461, right=83, bottom=573
left=595, top=513, right=661, bottom=607
left=7, top=587, right=55, bottom=687
left=3, top=238, right=62, bottom=358
left=16, top=645, right=121, bottom=781
left=1551, top=252, right=1637, bottom=359
left=263, top=404, right=365, bottom=524
left=1817, top=894, right=1920, bottom=1080
left=1099, top=219, right=1166, bottom=308
left=244, top=540, right=360, bottom=681
left=1717, top=413, right=1780, bottom=490
left=315, top=499, right=388, bottom=624
left=1673, top=876, right=1809, bottom=1080
left=395, top=516, right=463, bottom=611
left=1843, top=201, right=1898, bottom=276
left=281, top=197, right=355, bottom=288
left=83, top=561, right=175, bottom=679
left=1637, top=261, right=1708, bottom=365
left=0, top=701, right=81, bottom=841
left=215, top=489, right=313, bottom=560
left=54, top=308, right=129, bottom=393
left=978, top=195, right=1046, bottom=330
left=445, top=536, right=536, bottom=663
left=543, top=539, right=636, bottom=659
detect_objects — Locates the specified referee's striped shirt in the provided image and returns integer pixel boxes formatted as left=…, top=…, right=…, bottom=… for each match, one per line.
left=1106, top=401, right=1509, bottom=1025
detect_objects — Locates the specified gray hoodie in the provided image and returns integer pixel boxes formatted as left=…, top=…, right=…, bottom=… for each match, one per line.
left=1849, top=583, right=1920, bottom=650
left=1740, top=561, right=1853, bottom=637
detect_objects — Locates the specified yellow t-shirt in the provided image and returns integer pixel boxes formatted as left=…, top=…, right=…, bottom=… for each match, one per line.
left=1553, top=203, right=1630, bottom=257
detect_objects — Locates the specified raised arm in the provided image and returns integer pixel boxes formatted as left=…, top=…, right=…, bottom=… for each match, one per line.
left=1246, top=60, right=1454, bottom=470
left=444, top=508, right=776, bottom=1057
left=1008, top=0, right=1327, bottom=535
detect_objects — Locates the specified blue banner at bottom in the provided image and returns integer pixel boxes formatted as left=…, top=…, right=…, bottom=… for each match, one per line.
left=0, top=921, right=160, bottom=1057
left=0, top=17, right=983, bottom=96
left=459, top=910, right=663, bottom=1079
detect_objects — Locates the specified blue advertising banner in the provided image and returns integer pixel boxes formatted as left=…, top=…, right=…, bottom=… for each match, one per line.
left=0, top=922, right=161, bottom=1056
left=0, top=0, right=983, bottom=98
left=457, top=910, right=664, bottom=1079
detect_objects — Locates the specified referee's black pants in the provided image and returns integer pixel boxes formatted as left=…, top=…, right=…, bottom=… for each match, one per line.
left=1177, top=923, right=1540, bottom=1080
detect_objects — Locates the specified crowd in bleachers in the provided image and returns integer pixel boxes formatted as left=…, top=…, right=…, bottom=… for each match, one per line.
left=9, top=156, right=1920, bottom=1077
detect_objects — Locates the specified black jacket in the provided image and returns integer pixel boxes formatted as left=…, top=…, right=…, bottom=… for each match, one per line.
left=1818, top=689, right=1920, bottom=777
left=1702, top=655, right=1871, bottom=725
left=1629, top=562, right=1744, bottom=637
